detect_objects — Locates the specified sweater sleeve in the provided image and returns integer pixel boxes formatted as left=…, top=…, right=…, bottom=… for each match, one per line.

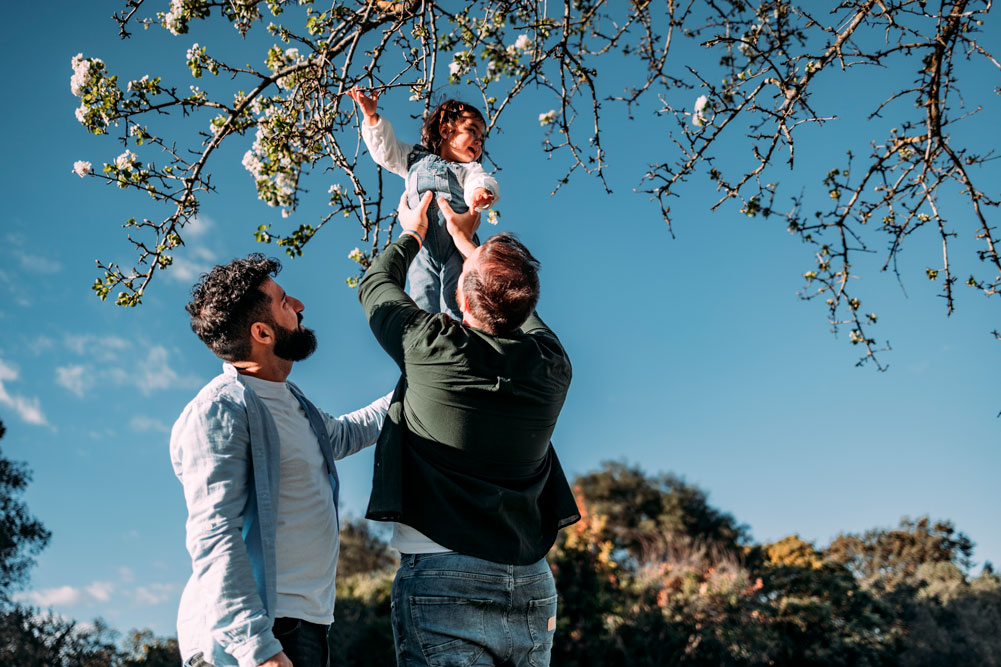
left=361, top=116, right=412, bottom=179
left=169, top=397, right=283, bottom=667
left=357, top=233, right=427, bottom=368
left=322, top=391, right=392, bottom=460
left=461, top=161, right=501, bottom=212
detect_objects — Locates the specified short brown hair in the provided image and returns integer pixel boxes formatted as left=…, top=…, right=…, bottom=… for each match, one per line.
left=461, top=233, right=540, bottom=335
left=421, top=99, right=485, bottom=156
left=186, top=253, right=281, bottom=361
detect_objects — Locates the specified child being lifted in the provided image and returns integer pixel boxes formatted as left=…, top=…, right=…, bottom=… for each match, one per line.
left=347, top=88, right=500, bottom=320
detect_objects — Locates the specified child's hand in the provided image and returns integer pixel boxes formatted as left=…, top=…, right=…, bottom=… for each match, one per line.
left=347, top=87, right=380, bottom=125
left=472, top=188, right=494, bottom=210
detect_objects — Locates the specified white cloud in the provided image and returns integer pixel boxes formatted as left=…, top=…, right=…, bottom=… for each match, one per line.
left=63, top=334, right=130, bottom=359
left=137, top=346, right=183, bottom=395
left=167, top=245, right=217, bottom=284
left=118, top=566, right=135, bottom=583
left=17, top=252, right=62, bottom=274
left=185, top=215, right=214, bottom=239
left=16, top=579, right=122, bottom=608
left=130, top=415, right=169, bottom=433
left=60, top=338, right=198, bottom=397
left=55, top=364, right=91, bottom=398
left=30, top=336, right=55, bottom=355
left=0, top=358, right=48, bottom=426
left=85, top=581, right=115, bottom=602
left=15, top=585, right=83, bottom=607
left=131, top=582, right=176, bottom=606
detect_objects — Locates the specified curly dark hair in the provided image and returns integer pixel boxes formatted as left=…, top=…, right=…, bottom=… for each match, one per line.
left=461, top=233, right=540, bottom=336
left=186, top=253, right=282, bottom=361
left=420, top=99, right=486, bottom=156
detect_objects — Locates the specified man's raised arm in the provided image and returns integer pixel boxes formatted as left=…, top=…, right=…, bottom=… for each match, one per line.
left=357, top=191, right=433, bottom=366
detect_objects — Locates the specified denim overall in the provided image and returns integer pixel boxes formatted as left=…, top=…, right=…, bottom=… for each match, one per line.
left=405, top=146, right=478, bottom=320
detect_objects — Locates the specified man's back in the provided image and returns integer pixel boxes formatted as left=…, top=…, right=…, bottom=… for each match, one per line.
left=400, top=311, right=571, bottom=464
left=360, top=234, right=579, bottom=565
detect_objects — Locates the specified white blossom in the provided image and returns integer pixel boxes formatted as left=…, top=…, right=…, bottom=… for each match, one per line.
left=115, top=150, right=138, bottom=171
left=242, top=150, right=264, bottom=178
left=449, top=61, right=461, bottom=76
left=692, top=95, right=709, bottom=127
left=186, top=43, right=201, bottom=62
left=538, top=109, right=556, bottom=126
left=70, top=53, right=102, bottom=97
left=348, top=247, right=363, bottom=262
left=74, top=105, right=87, bottom=124
left=514, top=34, right=532, bottom=51
left=164, top=0, right=187, bottom=35
left=73, top=161, right=92, bottom=178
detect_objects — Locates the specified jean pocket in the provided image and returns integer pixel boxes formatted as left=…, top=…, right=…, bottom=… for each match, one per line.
left=272, top=616, right=302, bottom=639
left=410, top=596, right=490, bottom=667
left=527, top=594, right=558, bottom=667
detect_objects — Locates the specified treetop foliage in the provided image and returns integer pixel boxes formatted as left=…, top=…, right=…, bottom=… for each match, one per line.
left=72, top=0, right=999, bottom=367
left=0, top=419, right=51, bottom=602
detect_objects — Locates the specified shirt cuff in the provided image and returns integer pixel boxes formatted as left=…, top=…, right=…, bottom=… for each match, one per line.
left=400, top=229, right=423, bottom=249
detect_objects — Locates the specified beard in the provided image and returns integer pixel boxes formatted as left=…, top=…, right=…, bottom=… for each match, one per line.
left=272, top=319, right=317, bottom=362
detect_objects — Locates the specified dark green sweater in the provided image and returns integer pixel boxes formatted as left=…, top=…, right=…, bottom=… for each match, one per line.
left=359, top=233, right=580, bottom=564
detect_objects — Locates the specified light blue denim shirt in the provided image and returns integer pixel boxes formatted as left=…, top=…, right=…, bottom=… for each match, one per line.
left=170, top=364, right=390, bottom=667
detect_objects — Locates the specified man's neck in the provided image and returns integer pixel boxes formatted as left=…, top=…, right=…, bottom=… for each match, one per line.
left=232, top=358, right=293, bottom=383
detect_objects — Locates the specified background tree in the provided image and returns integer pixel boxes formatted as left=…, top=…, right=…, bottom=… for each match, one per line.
left=573, top=461, right=750, bottom=565
left=0, top=418, right=180, bottom=666
left=825, top=517, right=1001, bottom=665
left=71, top=0, right=998, bottom=367
left=329, top=518, right=396, bottom=667
left=259, top=461, right=999, bottom=665
left=0, top=419, right=51, bottom=603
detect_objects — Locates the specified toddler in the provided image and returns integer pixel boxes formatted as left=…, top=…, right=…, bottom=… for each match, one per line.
left=348, top=88, right=500, bottom=320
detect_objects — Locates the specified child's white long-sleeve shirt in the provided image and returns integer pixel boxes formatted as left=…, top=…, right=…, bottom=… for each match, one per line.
left=361, top=115, right=500, bottom=212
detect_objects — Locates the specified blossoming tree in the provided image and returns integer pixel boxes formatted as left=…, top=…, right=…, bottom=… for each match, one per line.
left=72, top=0, right=998, bottom=367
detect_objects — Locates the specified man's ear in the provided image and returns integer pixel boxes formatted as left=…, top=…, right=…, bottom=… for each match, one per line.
left=249, top=321, right=274, bottom=346
left=456, top=282, right=469, bottom=315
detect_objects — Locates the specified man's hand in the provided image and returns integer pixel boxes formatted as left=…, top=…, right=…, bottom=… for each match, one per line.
left=471, top=187, right=495, bottom=210
left=346, top=87, right=380, bottom=126
left=439, top=198, right=480, bottom=259
left=397, top=191, right=433, bottom=242
left=258, top=650, right=293, bottom=667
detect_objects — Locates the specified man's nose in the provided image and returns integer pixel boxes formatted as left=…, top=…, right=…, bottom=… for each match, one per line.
left=290, top=296, right=305, bottom=312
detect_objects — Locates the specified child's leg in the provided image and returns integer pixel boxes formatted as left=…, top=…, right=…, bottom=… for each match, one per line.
left=406, top=159, right=467, bottom=320
left=406, top=168, right=446, bottom=313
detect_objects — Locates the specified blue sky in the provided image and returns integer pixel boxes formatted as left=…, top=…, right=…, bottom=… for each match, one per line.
left=1, top=1, right=998, bottom=638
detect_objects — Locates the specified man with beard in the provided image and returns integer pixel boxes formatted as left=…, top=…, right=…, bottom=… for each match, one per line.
left=171, top=254, right=390, bottom=667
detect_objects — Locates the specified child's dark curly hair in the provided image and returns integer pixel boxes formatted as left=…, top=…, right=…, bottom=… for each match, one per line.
left=186, top=253, right=282, bottom=361
left=420, top=99, right=486, bottom=156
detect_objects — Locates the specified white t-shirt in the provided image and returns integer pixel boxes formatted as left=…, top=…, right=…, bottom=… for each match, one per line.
left=391, top=522, right=450, bottom=555
left=242, top=375, right=337, bottom=624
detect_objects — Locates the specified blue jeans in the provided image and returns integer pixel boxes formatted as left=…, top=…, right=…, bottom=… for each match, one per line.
left=185, top=617, right=329, bottom=667
left=391, top=552, right=558, bottom=667
left=406, top=153, right=471, bottom=321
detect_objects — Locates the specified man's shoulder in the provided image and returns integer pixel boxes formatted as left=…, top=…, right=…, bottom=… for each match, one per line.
left=179, top=370, right=249, bottom=418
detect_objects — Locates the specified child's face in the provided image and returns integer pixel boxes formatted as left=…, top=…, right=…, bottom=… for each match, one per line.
left=440, top=113, right=486, bottom=163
